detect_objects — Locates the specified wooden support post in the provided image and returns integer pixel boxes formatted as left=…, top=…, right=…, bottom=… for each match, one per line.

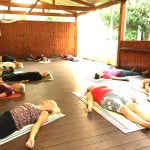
left=116, top=0, right=126, bottom=67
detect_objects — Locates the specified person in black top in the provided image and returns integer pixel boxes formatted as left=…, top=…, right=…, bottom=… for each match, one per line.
left=2, top=71, right=53, bottom=82
left=0, top=55, right=23, bottom=68
left=0, top=55, right=15, bottom=62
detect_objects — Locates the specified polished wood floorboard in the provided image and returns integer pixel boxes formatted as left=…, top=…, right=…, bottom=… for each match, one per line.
left=0, top=59, right=150, bottom=150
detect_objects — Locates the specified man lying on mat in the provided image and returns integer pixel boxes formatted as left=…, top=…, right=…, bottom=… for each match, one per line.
left=0, top=78, right=25, bottom=98
left=1, top=71, right=53, bottom=83
left=94, top=68, right=149, bottom=81
left=0, top=99, right=60, bottom=149
left=85, top=85, right=150, bottom=128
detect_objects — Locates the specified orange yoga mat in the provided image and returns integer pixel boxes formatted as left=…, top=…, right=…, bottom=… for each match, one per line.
left=0, top=93, right=22, bottom=99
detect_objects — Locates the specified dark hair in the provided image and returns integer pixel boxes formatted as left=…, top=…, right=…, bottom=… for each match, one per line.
left=8, top=67, right=14, bottom=72
left=87, top=88, right=90, bottom=92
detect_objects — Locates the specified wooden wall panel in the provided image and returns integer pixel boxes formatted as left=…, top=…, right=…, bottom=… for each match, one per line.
left=119, top=41, right=150, bottom=71
left=0, top=21, right=75, bottom=58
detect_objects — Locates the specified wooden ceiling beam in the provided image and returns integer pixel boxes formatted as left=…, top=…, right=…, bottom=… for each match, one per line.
left=52, top=0, right=55, bottom=5
left=0, top=2, right=92, bottom=11
left=78, top=1, right=121, bottom=16
left=0, top=10, right=76, bottom=17
left=70, top=0, right=95, bottom=7
left=27, top=0, right=40, bottom=15
left=94, top=1, right=120, bottom=10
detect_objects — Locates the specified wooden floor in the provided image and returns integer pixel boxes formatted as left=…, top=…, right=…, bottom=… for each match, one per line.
left=1, top=59, right=150, bottom=150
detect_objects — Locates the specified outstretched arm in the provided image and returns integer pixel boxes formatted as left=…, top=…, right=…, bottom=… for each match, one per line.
left=49, top=72, right=53, bottom=80
left=86, top=92, right=94, bottom=112
left=25, top=111, right=49, bottom=149
left=20, top=80, right=29, bottom=83
left=110, top=76, right=129, bottom=81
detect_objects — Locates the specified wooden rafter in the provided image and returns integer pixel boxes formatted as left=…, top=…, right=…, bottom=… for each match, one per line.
left=0, top=0, right=123, bottom=17
left=27, top=0, right=40, bottom=14
left=78, top=1, right=121, bottom=16
left=0, top=1, right=92, bottom=11
left=0, top=10, right=76, bottom=17
left=52, top=0, right=55, bottom=5
left=70, top=0, right=95, bottom=7
left=95, top=1, right=120, bottom=10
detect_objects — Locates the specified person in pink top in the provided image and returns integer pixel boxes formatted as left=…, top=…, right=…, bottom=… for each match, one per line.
left=85, top=85, right=150, bottom=128
left=94, top=68, right=148, bottom=81
left=0, top=99, right=60, bottom=149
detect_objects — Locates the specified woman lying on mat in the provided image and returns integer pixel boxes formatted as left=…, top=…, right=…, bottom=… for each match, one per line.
left=0, top=55, right=15, bottom=62
left=0, top=99, right=61, bottom=149
left=30, top=53, right=49, bottom=62
left=0, top=62, right=23, bottom=70
left=94, top=68, right=149, bottom=81
left=0, top=55, right=23, bottom=68
left=0, top=78, right=25, bottom=98
left=85, top=85, right=150, bottom=128
left=61, top=54, right=74, bottom=61
left=1, top=71, right=53, bottom=83
left=0, top=66, right=14, bottom=77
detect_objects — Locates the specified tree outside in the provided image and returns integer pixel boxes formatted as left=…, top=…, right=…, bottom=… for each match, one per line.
left=100, top=0, right=150, bottom=41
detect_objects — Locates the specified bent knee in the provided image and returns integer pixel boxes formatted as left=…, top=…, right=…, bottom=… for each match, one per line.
left=127, top=101, right=137, bottom=111
left=119, top=105, right=128, bottom=114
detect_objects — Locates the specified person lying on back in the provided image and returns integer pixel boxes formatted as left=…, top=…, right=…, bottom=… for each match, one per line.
left=94, top=68, right=149, bottom=81
left=85, top=85, right=150, bottom=128
left=2, top=71, right=53, bottom=82
left=0, top=78, right=25, bottom=98
left=0, top=99, right=60, bottom=149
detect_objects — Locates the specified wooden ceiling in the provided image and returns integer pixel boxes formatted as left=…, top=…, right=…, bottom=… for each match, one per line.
left=0, top=0, right=124, bottom=17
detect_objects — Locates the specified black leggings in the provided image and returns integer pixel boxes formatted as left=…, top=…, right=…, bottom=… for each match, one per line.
left=0, top=111, right=17, bottom=139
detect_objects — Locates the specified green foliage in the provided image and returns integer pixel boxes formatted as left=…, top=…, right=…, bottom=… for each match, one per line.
left=100, top=0, right=150, bottom=40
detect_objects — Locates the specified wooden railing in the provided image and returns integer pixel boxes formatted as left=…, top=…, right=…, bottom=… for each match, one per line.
left=119, top=41, right=150, bottom=71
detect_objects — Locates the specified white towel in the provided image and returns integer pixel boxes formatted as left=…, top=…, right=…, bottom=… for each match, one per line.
left=0, top=113, right=65, bottom=145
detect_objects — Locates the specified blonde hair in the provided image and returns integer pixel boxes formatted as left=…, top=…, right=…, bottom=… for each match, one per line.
left=43, top=72, right=53, bottom=80
left=50, top=100, right=61, bottom=114
left=15, top=62, right=24, bottom=68
left=14, top=83, right=25, bottom=94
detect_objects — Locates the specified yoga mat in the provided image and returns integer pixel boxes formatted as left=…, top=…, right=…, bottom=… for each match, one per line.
left=73, top=90, right=150, bottom=133
left=39, top=60, right=51, bottom=64
left=86, top=75, right=142, bottom=83
left=0, top=93, right=22, bottom=99
left=86, top=76, right=111, bottom=82
left=0, top=113, right=65, bottom=145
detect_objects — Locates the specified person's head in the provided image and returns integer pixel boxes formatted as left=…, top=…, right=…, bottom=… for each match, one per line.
left=40, top=99, right=61, bottom=114
left=15, top=62, right=24, bottom=68
left=3, top=66, right=14, bottom=73
left=87, top=85, right=95, bottom=92
left=11, top=83, right=25, bottom=94
left=42, top=71, right=51, bottom=79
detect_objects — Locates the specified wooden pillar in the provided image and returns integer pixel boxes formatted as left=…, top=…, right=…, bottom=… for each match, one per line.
left=74, top=15, right=77, bottom=56
left=116, top=0, right=127, bottom=67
